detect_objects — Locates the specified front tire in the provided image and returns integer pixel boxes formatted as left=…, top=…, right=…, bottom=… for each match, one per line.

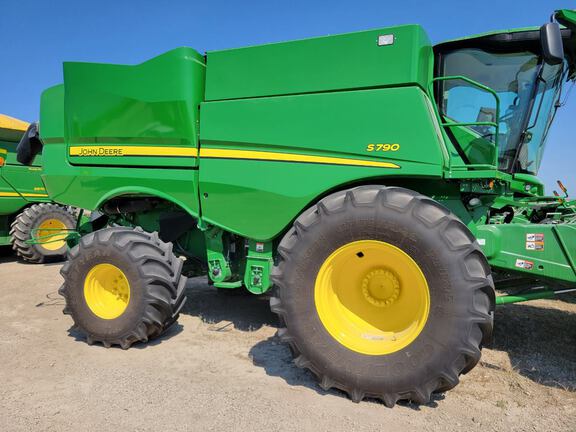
left=59, top=227, right=187, bottom=349
left=10, top=203, right=76, bottom=263
left=271, top=186, right=494, bottom=406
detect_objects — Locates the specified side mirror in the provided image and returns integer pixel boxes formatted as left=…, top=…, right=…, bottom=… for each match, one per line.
left=540, top=22, right=564, bottom=65
left=16, top=122, right=43, bottom=165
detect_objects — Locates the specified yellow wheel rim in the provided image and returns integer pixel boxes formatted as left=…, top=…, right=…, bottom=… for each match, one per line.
left=37, top=218, right=68, bottom=251
left=84, top=263, right=131, bottom=320
left=314, top=240, right=430, bottom=356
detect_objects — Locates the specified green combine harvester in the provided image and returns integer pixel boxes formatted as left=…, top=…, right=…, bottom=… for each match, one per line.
left=0, top=114, right=74, bottom=262
left=17, top=9, right=576, bottom=405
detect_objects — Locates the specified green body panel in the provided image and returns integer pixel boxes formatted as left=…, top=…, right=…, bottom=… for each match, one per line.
left=510, top=173, right=545, bottom=196
left=39, top=47, right=206, bottom=216
left=477, top=224, right=576, bottom=283
left=40, top=143, right=200, bottom=217
left=199, top=86, right=445, bottom=239
left=61, top=47, right=205, bottom=169
left=206, top=25, right=432, bottom=101
left=39, top=85, right=65, bottom=144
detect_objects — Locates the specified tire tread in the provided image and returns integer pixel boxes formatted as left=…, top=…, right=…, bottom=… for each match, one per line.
left=59, top=226, right=187, bottom=349
left=270, top=185, right=494, bottom=406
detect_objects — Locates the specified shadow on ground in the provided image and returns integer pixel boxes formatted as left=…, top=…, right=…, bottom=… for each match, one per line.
left=0, top=246, right=16, bottom=263
left=181, top=277, right=576, bottom=399
left=491, top=296, right=576, bottom=391
left=0, top=246, right=66, bottom=266
left=177, top=277, right=448, bottom=408
left=66, top=322, right=185, bottom=349
left=47, top=270, right=576, bottom=400
left=248, top=334, right=446, bottom=409
left=180, top=276, right=278, bottom=332
left=66, top=276, right=279, bottom=349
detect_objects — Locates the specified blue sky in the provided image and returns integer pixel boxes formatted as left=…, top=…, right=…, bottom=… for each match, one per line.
left=1, top=0, right=575, bottom=194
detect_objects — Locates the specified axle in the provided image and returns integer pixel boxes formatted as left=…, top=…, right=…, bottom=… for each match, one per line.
left=495, top=287, right=576, bottom=305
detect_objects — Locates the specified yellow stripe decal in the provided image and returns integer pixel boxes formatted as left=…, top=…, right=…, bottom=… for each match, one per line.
left=0, top=148, right=7, bottom=155
left=67, top=145, right=399, bottom=169
left=0, top=192, right=49, bottom=198
left=69, top=146, right=198, bottom=158
left=199, top=148, right=400, bottom=169
left=24, top=193, right=49, bottom=197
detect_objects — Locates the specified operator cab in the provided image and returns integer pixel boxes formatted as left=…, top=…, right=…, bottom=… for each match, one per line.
left=434, top=19, right=576, bottom=177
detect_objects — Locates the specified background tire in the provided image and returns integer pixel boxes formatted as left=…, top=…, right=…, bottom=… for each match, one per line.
left=10, top=203, right=76, bottom=263
left=59, top=226, right=187, bottom=349
left=271, top=186, right=494, bottom=406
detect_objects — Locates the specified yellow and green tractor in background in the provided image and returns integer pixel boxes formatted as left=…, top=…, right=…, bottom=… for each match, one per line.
left=0, top=114, right=75, bottom=262
left=16, top=9, right=576, bottom=405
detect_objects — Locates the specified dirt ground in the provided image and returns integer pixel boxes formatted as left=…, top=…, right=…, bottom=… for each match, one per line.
left=0, top=249, right=575, bottom=432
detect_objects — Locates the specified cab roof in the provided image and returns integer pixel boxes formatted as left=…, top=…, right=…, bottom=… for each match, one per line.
left=436, top=27, right=540, bottom=47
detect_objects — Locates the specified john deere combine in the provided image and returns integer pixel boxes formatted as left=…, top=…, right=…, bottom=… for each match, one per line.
left=0, top=114, right=74, bottom=262
left=17, top=9, right=576, bottom=405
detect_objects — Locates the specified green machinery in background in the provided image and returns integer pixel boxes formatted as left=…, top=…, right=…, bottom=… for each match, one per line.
left=0, top=114, right=75, bottom=263
left=17, top=9, right=576, bottom=405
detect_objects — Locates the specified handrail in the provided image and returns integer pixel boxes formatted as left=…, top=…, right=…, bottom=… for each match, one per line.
left=429, top=75, right=501, bottom=168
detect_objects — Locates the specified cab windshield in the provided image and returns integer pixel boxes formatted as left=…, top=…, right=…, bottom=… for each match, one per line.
left=439, top=48, right=565, bottom=174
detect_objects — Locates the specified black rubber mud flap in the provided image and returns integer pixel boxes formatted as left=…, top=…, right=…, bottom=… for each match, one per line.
left=16, top=122, right=43, bottom=165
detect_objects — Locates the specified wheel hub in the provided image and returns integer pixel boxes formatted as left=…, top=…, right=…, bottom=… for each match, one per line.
left=37, top=218, right=68, bottom=251
left=314, top=240, right=430, bottom=355
left=361, top=269, right=400, bottom=308
left=84, top=263, right=131, bottom=320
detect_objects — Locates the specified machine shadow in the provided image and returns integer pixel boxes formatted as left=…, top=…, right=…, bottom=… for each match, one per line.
left=181, top=278, right=576, bottom=401
left=179, top=277, right=445, bottom=408
left=66, top=322, right=185, bottom=348
left=491, top=297, right=576, bottom=391
left=248, top=334, right=445, bottom=409
left=0, top=246, right=17, bottom=263
left=58, top=275, right=576, bottom=399
left=180, top=276, right=278, bottom=332
left=0, top=247, right=65, bottom=267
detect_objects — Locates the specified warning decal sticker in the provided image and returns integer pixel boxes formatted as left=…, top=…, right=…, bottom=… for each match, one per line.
left=515, top=259, right=534, bottom=270
left=526, top=233, right=544, bottom=251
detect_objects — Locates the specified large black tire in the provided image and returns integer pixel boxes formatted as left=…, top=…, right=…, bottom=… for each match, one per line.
left=59, top=227, right=187, bottom=349
left=271, top=186, right=494, bottom=406
left=10, top=203, right=76, bottom=263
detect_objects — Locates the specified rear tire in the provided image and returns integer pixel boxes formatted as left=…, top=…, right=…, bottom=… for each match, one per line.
left=59, top=226, right=187, bottom=349
left=271, top=186, right=494, bottom=406
left=10, top=203, right=76, bottom=263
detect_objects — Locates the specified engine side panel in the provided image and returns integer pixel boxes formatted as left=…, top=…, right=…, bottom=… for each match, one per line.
left=199, top=86, right=446, bottom=240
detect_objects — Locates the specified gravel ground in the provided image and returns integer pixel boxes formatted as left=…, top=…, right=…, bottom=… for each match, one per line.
left=1, top=250, right=575, bottom=431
